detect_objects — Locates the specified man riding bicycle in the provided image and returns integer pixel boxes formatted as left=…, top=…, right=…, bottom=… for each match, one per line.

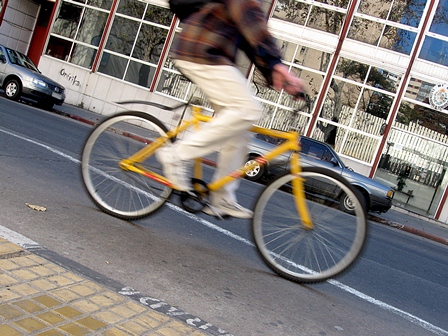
left=157, top=0, right=306, bottom=219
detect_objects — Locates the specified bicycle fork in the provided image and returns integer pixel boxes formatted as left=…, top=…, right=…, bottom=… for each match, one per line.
left=289, top=152, right=314, bottom=230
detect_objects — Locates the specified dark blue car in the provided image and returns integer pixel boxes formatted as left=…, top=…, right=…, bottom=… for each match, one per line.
left=246, top=134, right=394, bottom=213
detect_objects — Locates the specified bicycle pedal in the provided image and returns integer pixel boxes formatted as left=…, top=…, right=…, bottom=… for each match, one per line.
left=179, top=190, right=207, bottom=213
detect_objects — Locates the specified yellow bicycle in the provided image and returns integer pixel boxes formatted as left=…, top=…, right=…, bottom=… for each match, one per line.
left=81, top=99, right=367, bottom=283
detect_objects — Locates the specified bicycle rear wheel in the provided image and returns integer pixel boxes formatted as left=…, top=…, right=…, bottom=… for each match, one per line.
left=252, top=167, right=367, bottom=283
left=81, top=111, right=173, bottom=220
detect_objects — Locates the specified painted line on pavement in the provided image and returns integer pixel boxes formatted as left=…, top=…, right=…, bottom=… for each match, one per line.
left=1, top=127, right=447, bottom=336
left=0, top=224, right=41, bottom=249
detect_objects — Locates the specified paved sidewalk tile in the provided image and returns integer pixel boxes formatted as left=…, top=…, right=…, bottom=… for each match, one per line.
left=0, top=238, right=206, bottom=336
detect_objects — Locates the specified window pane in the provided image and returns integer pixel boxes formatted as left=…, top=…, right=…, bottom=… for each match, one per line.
left=389, top=0, right=425, bottom=27
left=256, top=103, right=277, bottom=128
left=144, top=4, right=173, bottom=25
left=70, top=43, right=97, bottom=68
left=348, top=17, right=383, bottom=46
left=76, top=8, right=108, bottom=45
left=163, top=55, right=177, bottom=70
left=157, top=70, right=193, bottom=100
left=312, top=119, right=345, bottom=148
left=379, top=26, right=416, bottom=55
left=340, top=131, right=377, bottom=162
left=335, top=58, right=368, bottom=83
left=53, top=3, right=83, bottom=39
left=46, top=36, right=72, bottom=61
left=132, top=24, right=167, bottom=63
left=88, top=0, right=113, bottom=10
left=272, top=0, right=310, bottom=25
left=397, top=101, right=448, bottom=131
left=124, top=61, right=156, bottom=87
left=367, top=67, right=399, bottom=94
left=356, top=88, right=393, bottom=133
left=357, top=0, right=390, bottom=19
left=290, top=67, right=323, bottom=105
left=325, top=80, right=359, bottom=126
left=380, top=99, right=448, bottom=217
left=429, top=0, right=448, bottom=36
left=98, top=53, right=127, bottom=79
left=277, top=40, right=331, bottom=72
left=117, top=0, right=146, bottom=18
left=307, top=6, right=345, bottom=35
left=272, top=108, right=310, bottom=133
left=251, top=68, right=281, bottom=103
left=419, top=36, right=448, bottom=66
left=106, top=16, right=140, bottom=56
left=276, top=39, right=297, bottom=61
left=295, top=47, right=330, bottom=72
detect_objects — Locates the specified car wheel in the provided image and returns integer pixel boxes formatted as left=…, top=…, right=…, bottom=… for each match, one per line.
left=245, top=155, right=265, bottom=181
left=4, top=79, right=21, bottom=101
left=339, top=191, right=367, bottom=214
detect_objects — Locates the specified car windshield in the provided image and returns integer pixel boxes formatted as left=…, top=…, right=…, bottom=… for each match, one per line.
left=5, top=47, right=40, bottom=72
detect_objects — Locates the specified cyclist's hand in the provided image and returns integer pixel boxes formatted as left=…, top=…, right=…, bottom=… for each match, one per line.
left=272, top=63, right=306, bottom=99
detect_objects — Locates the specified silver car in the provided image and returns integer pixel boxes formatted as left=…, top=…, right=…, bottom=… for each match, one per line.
left=246, top=133, right=395, bottom=213
left=0, top=44, right=65, bottom=110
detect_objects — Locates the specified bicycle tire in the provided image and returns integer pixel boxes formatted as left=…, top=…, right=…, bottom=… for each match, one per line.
left=252, top=167, right=367, bottom=284
left=81, top=111, right=173, bottom=220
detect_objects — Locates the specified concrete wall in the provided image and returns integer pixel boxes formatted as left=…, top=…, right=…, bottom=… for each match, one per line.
left=0, top=0, right=38, bottom=52
left=39, top=56, right=188, bottom=130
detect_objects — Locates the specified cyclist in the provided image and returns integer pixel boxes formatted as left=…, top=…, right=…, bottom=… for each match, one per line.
left=157, top=0, right=305, bottom=219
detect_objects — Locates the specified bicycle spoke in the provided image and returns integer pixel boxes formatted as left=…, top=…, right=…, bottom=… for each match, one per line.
left=253, top=168, right=367, bottom=283
left=81, top=112, right=173, bottom=219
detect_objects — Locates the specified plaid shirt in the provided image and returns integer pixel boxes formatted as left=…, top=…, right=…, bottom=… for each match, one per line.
left=171, top=0, right=282, bottom=85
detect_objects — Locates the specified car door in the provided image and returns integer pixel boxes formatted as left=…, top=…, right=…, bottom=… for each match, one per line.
left=300, top=139, right=343, bottom=197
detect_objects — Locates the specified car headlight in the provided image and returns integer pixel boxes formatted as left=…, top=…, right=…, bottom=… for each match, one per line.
left=32, top=78, right=48, bottom=88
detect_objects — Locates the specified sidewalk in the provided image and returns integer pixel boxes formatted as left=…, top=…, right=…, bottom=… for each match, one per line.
left=0, top=237, right=211, bottom=336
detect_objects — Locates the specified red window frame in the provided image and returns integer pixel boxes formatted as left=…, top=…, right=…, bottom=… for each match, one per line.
left=0, top=0, right=9, bottom=26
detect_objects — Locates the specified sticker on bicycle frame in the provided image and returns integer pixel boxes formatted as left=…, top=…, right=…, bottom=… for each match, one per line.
left=429, top=83, right=448, bottom=111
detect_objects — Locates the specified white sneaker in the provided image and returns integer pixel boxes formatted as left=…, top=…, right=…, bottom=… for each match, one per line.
left=203, top=199, right=253, bottom=219
left=156, top=145, right=191, bottom=191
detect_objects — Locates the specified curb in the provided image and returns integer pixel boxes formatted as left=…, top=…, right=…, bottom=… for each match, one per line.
left=52, top=108, right=100, bottom=126
left=368, top=214, right=448, bottom=246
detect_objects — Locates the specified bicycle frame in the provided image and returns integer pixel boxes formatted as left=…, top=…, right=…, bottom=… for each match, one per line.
left=119, top=104, right=313, bottom=228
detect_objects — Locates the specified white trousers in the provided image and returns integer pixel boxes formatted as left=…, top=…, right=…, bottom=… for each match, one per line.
left=174, top=60, right=262, bottom=203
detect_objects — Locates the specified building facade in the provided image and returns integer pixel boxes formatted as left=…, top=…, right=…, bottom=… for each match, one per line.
left=1, top=0, right=448, bottom=220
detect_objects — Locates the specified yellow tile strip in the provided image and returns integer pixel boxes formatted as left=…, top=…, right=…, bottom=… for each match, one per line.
left=0, top=238, right=207, bottom=335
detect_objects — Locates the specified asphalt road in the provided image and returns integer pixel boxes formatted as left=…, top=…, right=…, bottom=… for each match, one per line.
left=1, top=97, right=448, bottom=336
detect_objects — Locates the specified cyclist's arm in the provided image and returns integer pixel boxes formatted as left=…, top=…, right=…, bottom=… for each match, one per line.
left=225, top=0, right=305, bottom=96
left=272, top=63, right=306, bottom=97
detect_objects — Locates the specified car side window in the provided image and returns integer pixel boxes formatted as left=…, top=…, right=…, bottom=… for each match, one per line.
left=301, top=140, right=336, bottom=163
left=6, top=49, right=18, bottom=64
left=307, top=143, right=326, bottom=159
left=322, top=149, right=334, bottom=162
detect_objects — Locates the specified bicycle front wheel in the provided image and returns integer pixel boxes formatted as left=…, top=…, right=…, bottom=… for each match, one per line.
left=81, top=111, right=173, bottom=220
left=253, top=167, right=367, bottom=284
